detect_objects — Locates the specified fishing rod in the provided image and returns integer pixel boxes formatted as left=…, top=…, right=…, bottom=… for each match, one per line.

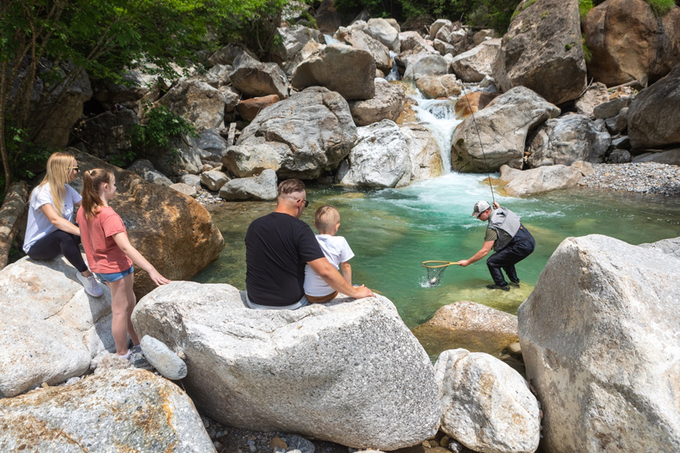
left=458, top=82, right=496, bottom=205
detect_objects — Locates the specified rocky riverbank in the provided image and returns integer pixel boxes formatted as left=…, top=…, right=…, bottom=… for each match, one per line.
left=581, top=162, right=680, bottom=196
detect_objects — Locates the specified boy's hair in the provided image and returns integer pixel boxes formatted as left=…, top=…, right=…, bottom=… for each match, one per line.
left=37, top=151, right=75, bottom=218
left=315, top=205, right=340, bottom=233
left=81, top=168, right=113, bottom=220
left=277, top=179, right=305, bottom=196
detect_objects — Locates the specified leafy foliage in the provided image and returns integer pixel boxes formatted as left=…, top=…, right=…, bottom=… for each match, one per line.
left=646, top=0, right=676, bottom=15
left=110, top=103, right=198, bottom=167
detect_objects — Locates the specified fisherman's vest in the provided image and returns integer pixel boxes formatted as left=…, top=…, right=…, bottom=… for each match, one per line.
left=488, top=208, right=522, bottom=251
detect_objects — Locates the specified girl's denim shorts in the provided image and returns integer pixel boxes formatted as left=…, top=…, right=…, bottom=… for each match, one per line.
left=96, top=265, right=134, bottom=283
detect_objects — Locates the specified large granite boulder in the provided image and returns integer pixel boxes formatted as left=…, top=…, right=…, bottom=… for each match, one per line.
left=348, top=79, right=406, bottom=126
left=72, top=150, right=224, bottom=297
left=352, top=18, right=401, bottom=53
left=335, top=27, right=391, bottom=73
left=75, top=109, right=140, bottom=161
left=31, top=60, right=93, bottom=150
left=413, top=301, right=519, bottom=358
left=628, top=64, right=680, bottom=150
left=499, top=164, right=583, bottom=196
left=518, top=235, right=680, bottom=452
left=401, top=124, right=444, bottom=181
left=229, top=53, right=289, bottom=99
left=450, top=39, right=501, bottom=83
left=493, top=0, right=587, bottom=105
left=292, top=44, right=376, bottom=101
left=434, top=349, right=541, bottom=453
left=337, top=120, right=412, bottom=188
left=0, top=368, right=214, bottom=452
left=92, top=66, right=161, bottom=109
left=0, top=257, right=114, bottom=398
left=429, top=20, right=472, bottom=56
left=584, top=0, right=680, bottom=86
left=403, top=54, right=450, bottom=81
left=128, top=159, right=174, bottom=186
left=451, top=87, right=560, bottom=172
left=218, top=169, right=278, bottom=201
left=272, top=25, right=324, bottom=68
left=132, top=281, right=441, bottom=450
left=526, top=114, right=611, bottom=167
left=223, top=87, right=356, bottom=179
left=415, top=74, right=461, bottom=99
left=155, top=79, right=227, bottom=131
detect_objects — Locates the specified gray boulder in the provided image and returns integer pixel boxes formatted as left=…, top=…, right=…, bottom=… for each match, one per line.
left=593, top=97, right=633, bottom=120
left=401, top=124, right=444, bottom=181
left=353, top=18, right=400, bottom=53
left=155, top=79, right=227, bottom=131
left=128, top=159, right=173, bottom=186
left=415, top=74, right=461, bottom=99
left=336, top=27, right=391, bottom=73
left=292, top=44, right=376, bottom=100
left=208, top=44, right=258, bottom=66
left=0, top=368, right=214, bottom=452
left=450, top=39, right=501, bottom=83
left=628, top=64, right=680, bottom=151
left=348, top=79, right=405, bottom=126
left=170, top=182, right=198, bottom=198
left=223, top=87, right=356, bottom=179
left=0, top=257, right=114, bottom=398
left=493, top=0, right=587, bottom=105
left=575, top=82, right=610, bottom=117
left=499, top=164, right=583, bottom=196
left=429, top=20, right=471, bottom=55
left=526, top=114, right=611, bottom=167
left=200, top=170, right=230, bottom=191
left=273, top=25, right=324, bottom=67
left=434, top=349, right=541, bottom=453
left=633, top=149, right=680, bottom=165
left=337, top=120, right=412, bottom=188
left=230, top=53, right=289, bottom=99
left=76, top=109, right=140, bottom=161
left=413, top=301, right=518, bottom=358
left=403, top=54, right=449, bottom=81
left=92, top=66, right=161, bottom=108
left=190, top=128, right=230, bottom=164
left=132, top=281, right=441, bottom=450
left=140, top=336, right=187, bottom=380
left=202, top=64, right=232, bottom=88
left=451, top=86, right=560, bottom=172
left=400, top=31, right=437, bottom=54
left=218, top=169, right=278, bottom=201
left=518, top=234, right=680, bottom=452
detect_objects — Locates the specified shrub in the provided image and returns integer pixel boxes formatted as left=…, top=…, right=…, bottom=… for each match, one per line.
left=646, top=0, right=676, bottom=16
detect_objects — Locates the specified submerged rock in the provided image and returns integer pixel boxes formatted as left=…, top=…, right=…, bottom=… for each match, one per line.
left=413, top=301, right=518, bottom=358
left=132, top=281, right=441, bottom=450
left=518, top=234, right=680, bottom=452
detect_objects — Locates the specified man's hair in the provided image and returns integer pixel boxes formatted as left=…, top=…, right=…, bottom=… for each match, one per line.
left=277, top=179, right=305, bottom=196
left=315, top=205, right=340, bottom=233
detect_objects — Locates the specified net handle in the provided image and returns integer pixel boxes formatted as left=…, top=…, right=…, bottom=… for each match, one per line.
left=422, top=260, right=460, bottom=268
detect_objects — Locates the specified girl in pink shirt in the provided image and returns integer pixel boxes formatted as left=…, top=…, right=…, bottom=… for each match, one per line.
left=77, top=168, right=170, bottom=359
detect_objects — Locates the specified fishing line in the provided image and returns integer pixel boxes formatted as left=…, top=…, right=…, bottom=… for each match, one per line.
left=458, top=83, right=496, bottom=205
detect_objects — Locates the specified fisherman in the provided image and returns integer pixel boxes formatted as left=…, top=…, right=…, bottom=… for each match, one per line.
left=457, top=201, right=535, bottom=291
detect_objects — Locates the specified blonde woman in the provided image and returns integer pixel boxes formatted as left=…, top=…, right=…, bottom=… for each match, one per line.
left=23, top=152, right=103, bottom=297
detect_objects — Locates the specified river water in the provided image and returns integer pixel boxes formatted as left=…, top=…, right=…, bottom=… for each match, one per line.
left=192, top=84, right=680, bottom=356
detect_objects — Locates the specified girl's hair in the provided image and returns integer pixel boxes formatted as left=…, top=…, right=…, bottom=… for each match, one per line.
left=37, top=152, right=76, bottom=217
left=81, top=168, right=113, bottom=220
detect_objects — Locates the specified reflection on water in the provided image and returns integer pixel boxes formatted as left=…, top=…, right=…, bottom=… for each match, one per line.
left=193, top=175, right=680, bottom=358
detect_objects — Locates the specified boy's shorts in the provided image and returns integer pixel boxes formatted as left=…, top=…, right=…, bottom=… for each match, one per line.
left=305, top=291, right=338, bottom=304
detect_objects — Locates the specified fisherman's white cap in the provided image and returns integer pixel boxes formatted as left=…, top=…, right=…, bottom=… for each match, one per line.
left=472, top=200, right=491, bottom=218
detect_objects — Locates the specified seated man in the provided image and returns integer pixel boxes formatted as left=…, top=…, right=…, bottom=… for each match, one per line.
left=245, top=179, right=374, bottom=309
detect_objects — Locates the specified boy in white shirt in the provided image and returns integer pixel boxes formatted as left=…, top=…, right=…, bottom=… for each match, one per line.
left=304, top=205, right=354, bottom=303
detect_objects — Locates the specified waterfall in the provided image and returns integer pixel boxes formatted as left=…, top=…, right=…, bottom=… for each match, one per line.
left=324, top=34, right=340, bottom=45
left=385, top=51, right=400, bottom=81
left=408, top=89, right=463, bottom=174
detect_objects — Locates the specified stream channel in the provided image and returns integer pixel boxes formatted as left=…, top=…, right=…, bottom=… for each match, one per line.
left=193, top=86, right=680, bottom=359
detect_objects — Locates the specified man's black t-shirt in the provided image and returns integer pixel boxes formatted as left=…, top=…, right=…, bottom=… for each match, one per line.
left=245, top=212, right=325, bottom=306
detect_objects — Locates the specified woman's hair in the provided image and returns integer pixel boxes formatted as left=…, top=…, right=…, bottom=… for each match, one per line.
left=81, top=168, right=113, bottom=220
left=37, top=152, right=76, bottom=217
